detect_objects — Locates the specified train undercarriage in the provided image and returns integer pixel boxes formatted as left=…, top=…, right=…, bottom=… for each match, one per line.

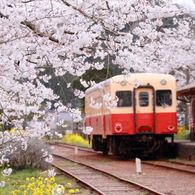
left=92, top=134, right=173, bottom=159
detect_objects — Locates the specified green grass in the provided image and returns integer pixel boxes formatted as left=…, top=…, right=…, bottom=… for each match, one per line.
left=0, top=134, right=91, bottom=194
left=100, top=161, right=114, bottom=166
left=0, top=168, right=81, bottom=195
left=0, top=169, right=40, bottom=195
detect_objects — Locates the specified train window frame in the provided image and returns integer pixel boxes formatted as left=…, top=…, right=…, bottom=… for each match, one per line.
left=139, top=92, right=149, bottom=107
left=156, top=90, right=172, bottom=107
left=116, top=90, right=132, bottom=107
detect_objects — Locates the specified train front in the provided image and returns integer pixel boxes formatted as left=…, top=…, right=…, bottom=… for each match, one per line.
left=85, top=74, right=177, bottom=158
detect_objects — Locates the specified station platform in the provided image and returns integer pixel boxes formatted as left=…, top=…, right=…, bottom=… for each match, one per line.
left=169, top=140, right=195, bottom=161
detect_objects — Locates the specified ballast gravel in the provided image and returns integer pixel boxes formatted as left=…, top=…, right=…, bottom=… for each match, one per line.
left=51, top=145, right=195, bottom=195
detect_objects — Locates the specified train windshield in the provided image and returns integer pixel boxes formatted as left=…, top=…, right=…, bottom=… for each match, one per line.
left=139, top=92, right=149, bottom=107
left=156, top=90, right=172, bottom=107
left=116, top=91, right=132, bottom=107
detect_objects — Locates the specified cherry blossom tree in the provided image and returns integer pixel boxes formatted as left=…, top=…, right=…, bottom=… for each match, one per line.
left=0, top=0, right=195, bottom=186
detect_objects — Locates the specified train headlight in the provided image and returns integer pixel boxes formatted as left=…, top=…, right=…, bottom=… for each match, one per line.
left=115, top=123, right=123, bottom=133
left=160, top=79, right=166, bottom=85
left=168, top=125, right=175, bottom=131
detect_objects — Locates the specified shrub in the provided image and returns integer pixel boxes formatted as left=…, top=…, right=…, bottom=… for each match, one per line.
left=175, top=125, right=190, bottom=140
left=3, top=138, right=51, bottom=170
left=61, top=134, right=90, bottom=146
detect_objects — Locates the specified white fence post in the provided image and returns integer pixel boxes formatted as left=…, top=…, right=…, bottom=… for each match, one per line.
left=74, top=146, right=78, bottom=154
left=135, top=158, right=142, bottom=174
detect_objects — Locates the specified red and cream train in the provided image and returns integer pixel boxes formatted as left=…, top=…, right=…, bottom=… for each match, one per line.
left=85, top=73, right=177, bottom=158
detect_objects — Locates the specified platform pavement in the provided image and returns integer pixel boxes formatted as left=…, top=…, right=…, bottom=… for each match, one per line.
left=168, top=140, right=195, bottom=161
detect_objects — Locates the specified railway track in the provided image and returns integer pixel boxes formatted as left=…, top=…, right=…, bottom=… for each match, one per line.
left=52, top=153, right=164, bottom=195
left=49, top=142, right=195, bottom=172
left=141, top=159, right=195, bottom=175
left=48, top=141, right=94, bottom=152
left=48, top=142, right=195, bottom=194
left=49, top=142, right=195, bottom=175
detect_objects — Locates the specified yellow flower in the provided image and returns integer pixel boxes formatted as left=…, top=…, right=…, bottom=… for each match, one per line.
left=69, top=189, right=75, bottom=193
left=9, top=128, right=15, bottom=133
left=11, top=174, right=67, bottom=195
left=50, top=177, right=55, bottom=182
left=19, top=185, right=26, bottom=188
left=23, top=190, right=27, bottom=195
left=75, top=189, right=80, bottom=193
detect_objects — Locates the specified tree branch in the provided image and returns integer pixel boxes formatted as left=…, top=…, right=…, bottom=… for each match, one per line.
left=0, top=11, right=9, bottom=19
left=61, top=0, right=119, bottom=36
left=21, top=0, right=35, bottom=3
left=106, top=1, right=110, bottom=10
left=21, top=20, right=59, bottom=43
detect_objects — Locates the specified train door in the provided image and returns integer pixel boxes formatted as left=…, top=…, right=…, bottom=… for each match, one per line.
left=133, top=86, right=156, bottom=134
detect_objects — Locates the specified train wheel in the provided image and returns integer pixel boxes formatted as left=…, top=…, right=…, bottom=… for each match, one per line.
left=103, top=148, right=109, bottom=155
left=148, top=153, right=156, bottom=160
left=102, top=142, right=109, bottom=155
left=121, top=150, right=131, bottom=160
left=118, top=137, right=131, bottom=159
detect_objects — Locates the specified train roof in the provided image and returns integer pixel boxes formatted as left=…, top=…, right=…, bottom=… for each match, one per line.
left=85, top=73, right=175, bottom=94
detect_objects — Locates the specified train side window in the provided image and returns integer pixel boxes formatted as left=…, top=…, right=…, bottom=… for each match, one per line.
left=139, top=92, right=149, bottom=107
left=116, top=91, right=132, bottom=107
left=156, top=90, right=172, bottom=107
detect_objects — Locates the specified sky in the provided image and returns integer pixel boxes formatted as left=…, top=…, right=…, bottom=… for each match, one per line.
left=172, top=0, right=195, bottom=11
